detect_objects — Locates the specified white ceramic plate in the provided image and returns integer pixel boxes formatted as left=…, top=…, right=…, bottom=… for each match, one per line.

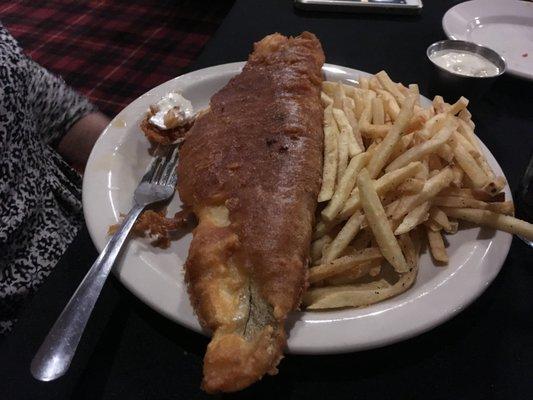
left=83, top=62, right=512, bottom=354
left=443, top=0, right=533, bottom=80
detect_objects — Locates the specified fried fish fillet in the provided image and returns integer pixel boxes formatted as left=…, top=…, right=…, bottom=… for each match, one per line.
left=177, top=32, right=324, bottom=393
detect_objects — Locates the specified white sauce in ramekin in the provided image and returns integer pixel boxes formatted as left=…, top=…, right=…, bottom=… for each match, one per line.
left=430, top=50, right=500, bottom=77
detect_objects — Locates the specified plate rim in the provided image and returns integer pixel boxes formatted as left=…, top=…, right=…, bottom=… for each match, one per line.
left=83, top=61, right=512, bottom=354
left=442, top=0, right=533, bottom=80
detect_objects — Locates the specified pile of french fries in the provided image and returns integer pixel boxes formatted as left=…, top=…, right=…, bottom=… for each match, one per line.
left=304, top=71, right=533, bottom=310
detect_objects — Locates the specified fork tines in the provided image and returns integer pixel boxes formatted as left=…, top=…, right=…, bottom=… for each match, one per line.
left=141, top=144, right=179, bottom=185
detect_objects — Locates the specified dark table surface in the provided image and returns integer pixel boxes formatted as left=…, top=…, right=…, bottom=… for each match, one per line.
left=2, top=1, right=533, bottom=399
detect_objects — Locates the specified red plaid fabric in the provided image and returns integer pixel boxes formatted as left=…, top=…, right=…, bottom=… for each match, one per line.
left=0, top=0, right=233, bottom=116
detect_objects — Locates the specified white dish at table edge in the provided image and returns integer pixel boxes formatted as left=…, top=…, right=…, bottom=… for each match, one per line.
left=83, top=62, right=512, bottom=354
left=443, top=0, right=533, bottom=80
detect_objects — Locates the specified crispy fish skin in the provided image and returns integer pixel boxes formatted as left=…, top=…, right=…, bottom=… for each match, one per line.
left=177, top=32, right=324, bottom=393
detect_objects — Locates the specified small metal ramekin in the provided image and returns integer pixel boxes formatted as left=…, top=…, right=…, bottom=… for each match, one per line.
left=426, top=40, right=506, bottom=101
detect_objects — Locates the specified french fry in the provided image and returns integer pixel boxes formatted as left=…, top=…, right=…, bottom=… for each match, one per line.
left=303, top=265, right=418, bottom=309
left=342, top=94, right=355, bottom=109
left=447, top=221, right=459, bottom=234
left=358, top=95, right=372, bottom=129
left=442, top=208, right=533, bottom=240
left=324, top=260, right=378, bottom=285
left=433, top=95, right=449, bottom=113
left=405, top=113, right=427, bottom=134
left=361, top=123, right=390, bottom=139
left=332, top=81, right=345, bottom=109
left=359, top=76, right=370, bottom=90
left=366, top=95, right=416, bottom=178
left=377, top=89, right=400, bottom=121
left=396, top=178, right=425, bottom=193
left=384, top=199, right=401, bottom=219
left=437, top=143, right=454, bottom=163
left=321, top=92, right=333, bottom=107
left=398, top=232, right=417, bottom=269
left=426, top=220, right=442, bottom=232
left=321, top=242, right=332, bottom=261
left=308, top=247, right=383, bottom=284
left=322, top=152, right=369, bottom=222
left=323, top=212, right=365, bottom=262
left=339, top=161, right=423, bottom=220
left=432, top=196, right=485, bottom=208
left=415, top=128, right=432, bottom=142
left=358, top=169, right=409, bottom=273
left=416, top=158, right=429, bottom=180
left=429, top=207, right=457, bottom=234
left=449, top=137, right=489, bottom=188
left=427, top=106, right=436, bottom=119
left=441, top=187, right=475, bottom=198
left=447, top=96, right=469, bottom=115
left=458, top=108, right=472, bottom=123
left=389, top=132, right=415, bottom=161
left=385, top=119, right=455, bottom=172
left=408, top=83, right=420, bottom=99
left=364, top=139, right=381, bottom=155
left=426, top=227, right=448, bottom=263
left=372, top=97, right=385, bottom=125
left=482, top=176, right=506, bottom=197
left=318, top=106, right=339, bottom=202
left=333, top=108, right=362, bottom=158
left=473, top=187, right=505, bottom=202
left=342, top=97, right=365, bottom=150
left=395, top=202, right=430, bottom=235
left=451, top=165, right=464, bottom=187
left=322, top=81, right=355, bottom=97
left=369, top=76, right=383, bottom=91
left=478, top=156, right=497, bottom=179
left=393, top=167, right=454, bottom=220
left=397, top=82, right=410, bottom=96
left=352, top=90, right=366, bottom=119
left=457, top=118, right=482, bottom=153
left=376, top=71, right=406, bottom=103
left=433, top=196, right=514, bottom=215
left=419, top=113, right=447, bottom=140
left=451, top=130, right=481, bottom=159
left=414, top=106, right=429, bottom=123
left=311, top=234, right=333, bottom=264
left=336, top=118, right=350, bottom=185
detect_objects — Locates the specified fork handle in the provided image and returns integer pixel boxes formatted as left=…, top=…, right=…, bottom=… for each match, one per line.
left=30, top=204, right=145, bottom=382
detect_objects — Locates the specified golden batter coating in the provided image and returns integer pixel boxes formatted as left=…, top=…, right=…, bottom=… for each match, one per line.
left=140, top=115, right=191, bottom=145
left=177, top=32, right=324, bottom=393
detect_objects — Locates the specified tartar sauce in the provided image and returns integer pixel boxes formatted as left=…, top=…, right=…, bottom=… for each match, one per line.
left=430, top=50, right=500, bottom=78
left=149, top=92, right=194, bottom=130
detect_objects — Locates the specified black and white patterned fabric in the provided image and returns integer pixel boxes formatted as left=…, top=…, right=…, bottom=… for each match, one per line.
left=0, top=24, right=98, bottom=335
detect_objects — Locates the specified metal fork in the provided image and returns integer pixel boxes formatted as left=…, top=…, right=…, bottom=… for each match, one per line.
left=30, top=140, right=183, bottom=382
